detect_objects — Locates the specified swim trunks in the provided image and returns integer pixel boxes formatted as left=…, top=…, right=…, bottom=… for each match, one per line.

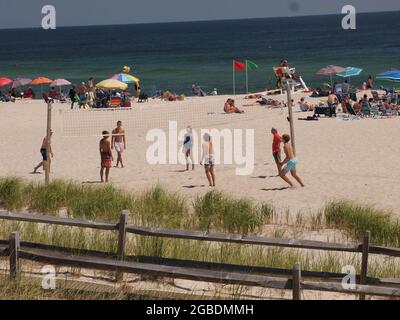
left=114, top=141, right=125, bottom=153
left=40, top=148, right=47, bottom=161
left=283, top=158, right=298, bottom=173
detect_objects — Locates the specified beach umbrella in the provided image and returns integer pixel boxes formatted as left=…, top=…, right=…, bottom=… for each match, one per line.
left=0, top=77, right=13, bottom=87
left=336, top=67, right=363, bottom=82
left=31, top=77, right=53, bottom=94
left=12, top=78, right=32, bottom=88
left=376, top=70, right=400, bottom=82
left=316, top=65, right=345, bottom=86
left=96, top=79, right=128, bottom=90
left=111, top=73, right=139, bottom=84
left=51, top=79, right=72, bottom=94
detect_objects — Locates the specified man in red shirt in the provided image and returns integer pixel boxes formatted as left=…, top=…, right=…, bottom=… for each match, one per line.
left=271, top=127, right=282, bottom=175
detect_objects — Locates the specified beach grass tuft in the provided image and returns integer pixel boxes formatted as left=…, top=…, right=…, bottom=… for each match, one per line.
left=324, top=200, right=400, bottom=247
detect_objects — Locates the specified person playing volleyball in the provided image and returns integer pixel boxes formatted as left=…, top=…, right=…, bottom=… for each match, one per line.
left=111, top=121, right=126, bottom=168
left=100, top=131, right=113, bottom=183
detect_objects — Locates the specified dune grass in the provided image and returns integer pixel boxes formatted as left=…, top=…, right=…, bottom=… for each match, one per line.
left=323, top=200, right=400, bottom=247
left=193, top=190, right=274, bottom=234
left=1, top=177, right=400, bottom=299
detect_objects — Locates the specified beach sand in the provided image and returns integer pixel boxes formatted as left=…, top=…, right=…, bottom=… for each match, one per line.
left=1, top=90, right=399, bottom=218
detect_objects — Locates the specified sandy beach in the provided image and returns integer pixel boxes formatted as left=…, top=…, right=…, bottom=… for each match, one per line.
left=1, top=90, right=399, bottom=217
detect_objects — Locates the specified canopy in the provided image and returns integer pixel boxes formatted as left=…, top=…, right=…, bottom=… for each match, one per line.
left=316, top=65, right=345, bottom=75
left=96, top=79, right=128, bottom=90
left=51, top=79, right=71, bottom=87
left=111, top=73, right=139, bottom=84
left=336, top=67, right=363, bottom=78
left=376, top=70, right=400, bottom=82
left=0, top=77, right=13, bottom=87
left=12, top=78, right=32, bottom=88
left=31, top=77, right=53, bottom=85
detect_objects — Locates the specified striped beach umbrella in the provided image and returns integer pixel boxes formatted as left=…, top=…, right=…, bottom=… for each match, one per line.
left=376, top=70, right=400, bottom=82
left=336, top=67, right=363, bottom=79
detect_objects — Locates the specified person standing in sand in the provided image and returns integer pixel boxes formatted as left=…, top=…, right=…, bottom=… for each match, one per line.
left=200, top=133, right=215, bottom=187
left=279, top=134, right=305, bottom=189
left=33, top=131, right=53, bottom=173
left=271, top=128, right=282, bottom=175
left=111, top=121, right=126, bottom=168
left=100, top=131, right=113, bottom=183
left=183, top=126, right=194, bottom=171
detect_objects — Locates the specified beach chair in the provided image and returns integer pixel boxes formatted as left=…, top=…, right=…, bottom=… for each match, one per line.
left=110, top=97, right=122, bottom=108
left=371, top=91, right=381, bottom=103
left=359, top=101, right=371, bottom=117
left=370, top=103, right=381, bottom=118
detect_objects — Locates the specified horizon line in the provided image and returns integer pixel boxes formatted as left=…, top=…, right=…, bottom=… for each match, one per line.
left=0, top=9, right=398, bottom=31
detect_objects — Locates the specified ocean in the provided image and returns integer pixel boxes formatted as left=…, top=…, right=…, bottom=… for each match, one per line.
left=0, top=11, right=400, bottom=95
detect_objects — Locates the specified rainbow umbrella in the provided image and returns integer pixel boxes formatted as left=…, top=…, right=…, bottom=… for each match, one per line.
left=12, top=78, right=32, bottom=88
left=0, top=77, right=13, bottom=87
left=111, top=73, right=139, bottom=84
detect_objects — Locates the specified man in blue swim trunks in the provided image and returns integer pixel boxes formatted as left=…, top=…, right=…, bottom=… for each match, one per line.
left=279, top=134, right=305, bottom=188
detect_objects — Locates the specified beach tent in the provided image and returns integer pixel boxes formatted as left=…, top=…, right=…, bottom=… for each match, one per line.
left=12, top=78, right=32, bottom=88
left=316, top=65, right=345, bottom=86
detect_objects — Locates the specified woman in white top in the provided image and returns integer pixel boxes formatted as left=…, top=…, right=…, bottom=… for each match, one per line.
left=183, top=126, right=194, bottom=171
left=200, top=133, right=215, bottom=187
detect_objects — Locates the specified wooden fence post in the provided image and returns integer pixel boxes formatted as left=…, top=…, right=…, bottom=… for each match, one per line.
left=359, top=231, right=370, bottom=300
left=116, top=210, right=128, bottom=281
left=292, top=262, right=301, bottom=300
left=9, top=232, right=20, bottom=280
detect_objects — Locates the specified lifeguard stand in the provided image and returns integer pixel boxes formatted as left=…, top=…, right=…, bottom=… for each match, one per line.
left=273, top=66, right=309, bottom=94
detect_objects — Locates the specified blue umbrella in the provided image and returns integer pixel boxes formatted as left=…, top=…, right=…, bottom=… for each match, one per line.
left=336, top=67, right=363, bottom=80
left=376, top=70, right=400, bottom=82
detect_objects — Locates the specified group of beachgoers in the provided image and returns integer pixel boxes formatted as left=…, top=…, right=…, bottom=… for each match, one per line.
left=32, top=120, right=303, bottom=189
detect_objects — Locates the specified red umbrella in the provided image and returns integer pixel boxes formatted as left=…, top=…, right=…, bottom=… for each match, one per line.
left=0, top=77, right=13, bottom=87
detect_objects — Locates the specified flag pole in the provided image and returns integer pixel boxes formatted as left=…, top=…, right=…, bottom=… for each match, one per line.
left=245, top=60, right=249, bottom=94
left=233, top=60, right=236, bottom=96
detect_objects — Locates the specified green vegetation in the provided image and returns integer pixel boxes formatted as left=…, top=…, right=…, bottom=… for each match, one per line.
left=1, top=177, right=400, bottom=299
left=324, top=200, right=400, bottom=247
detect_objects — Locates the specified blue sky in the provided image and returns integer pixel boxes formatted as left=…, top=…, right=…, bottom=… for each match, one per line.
left=1, top=0, right=399, bottom=29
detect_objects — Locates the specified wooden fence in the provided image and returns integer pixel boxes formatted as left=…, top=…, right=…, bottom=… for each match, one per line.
left=0, top=210, right=399, bottom=300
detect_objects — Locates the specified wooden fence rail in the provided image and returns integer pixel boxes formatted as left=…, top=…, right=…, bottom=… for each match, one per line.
left=0, top=210, right=399, bottom=299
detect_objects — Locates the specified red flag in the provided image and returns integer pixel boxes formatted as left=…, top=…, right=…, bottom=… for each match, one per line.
left=234, top=60, right=245, bottom=71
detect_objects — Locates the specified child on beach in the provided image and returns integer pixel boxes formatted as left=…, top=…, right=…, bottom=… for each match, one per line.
left=200, top=133, right=215, bottom=187
left=99, top=131, right=113, bottom=183
left=279, top=134, right=305, bottom=188
left=183, top=126, right=194, bottom=171
left=271, top=128, right=282, bottom=175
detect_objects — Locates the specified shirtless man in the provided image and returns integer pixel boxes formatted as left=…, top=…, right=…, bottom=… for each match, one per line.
left=100, top=131, right=113, bottom=183
left=224, top=99, right=244, bottom=114
left=279, top=134, right=305, bottom=188
left=111, top=121, right=126, bottom=168
left=33, top=131, right=53, bottom=173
